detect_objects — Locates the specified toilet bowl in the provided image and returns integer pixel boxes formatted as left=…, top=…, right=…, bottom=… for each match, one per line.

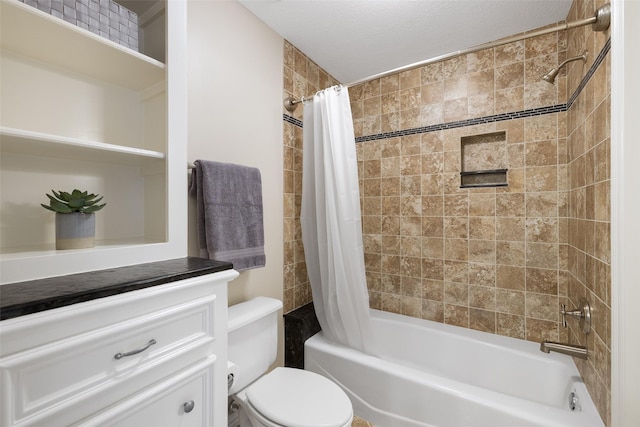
left=227, top=297, right=353, bottom=427
left=232, top=367, right=352, bottom=427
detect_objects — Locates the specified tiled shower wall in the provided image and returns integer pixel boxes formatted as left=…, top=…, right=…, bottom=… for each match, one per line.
left=352, top=29, right=570, bottom=341
left=282, top=3, right=611, bottom=423
left=565, top=0, right=611, bottom=424
left=282, top=41, right=339, bottom=314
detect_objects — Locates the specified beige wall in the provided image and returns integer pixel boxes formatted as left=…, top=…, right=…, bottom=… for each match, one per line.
left=186, top=0, right=284, bottom=363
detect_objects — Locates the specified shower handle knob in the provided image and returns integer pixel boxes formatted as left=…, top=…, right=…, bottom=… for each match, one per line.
left=560, top=304, right=583, bottom=326
left=560, top=299, right=591, bottom=334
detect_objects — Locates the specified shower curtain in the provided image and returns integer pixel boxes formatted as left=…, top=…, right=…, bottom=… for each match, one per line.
left=301, top=85, right=377, bottom=356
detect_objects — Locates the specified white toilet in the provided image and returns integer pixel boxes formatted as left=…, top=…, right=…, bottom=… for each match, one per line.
left=227, top=297, right=353, bottom=427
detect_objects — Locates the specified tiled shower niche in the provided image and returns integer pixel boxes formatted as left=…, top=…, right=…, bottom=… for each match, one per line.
left=460, top=131, right=508, bottom=188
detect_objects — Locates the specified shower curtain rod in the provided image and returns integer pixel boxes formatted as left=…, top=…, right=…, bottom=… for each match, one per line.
left=283, top=3, right=610, bottom=112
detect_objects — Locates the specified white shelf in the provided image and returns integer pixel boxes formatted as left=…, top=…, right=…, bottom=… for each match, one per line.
left=0, top=0, right=165, bottom=91
left=0, top=240, right=175, bottom=284
left=0, top=238, right=164, bottom=260
left=0, top=127, right=165, bottom=166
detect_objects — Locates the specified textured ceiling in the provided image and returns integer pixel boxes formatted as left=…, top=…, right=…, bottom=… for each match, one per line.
left=239, top=0, right=573, bottom=84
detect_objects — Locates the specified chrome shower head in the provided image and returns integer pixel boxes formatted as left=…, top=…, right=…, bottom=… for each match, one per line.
left=542, top=52, right=588, bottom=84
left=542, top=68, right=561, bottom=84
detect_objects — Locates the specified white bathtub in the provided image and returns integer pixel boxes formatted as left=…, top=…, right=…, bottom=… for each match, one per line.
left=305, top=309, right=604, bottom=427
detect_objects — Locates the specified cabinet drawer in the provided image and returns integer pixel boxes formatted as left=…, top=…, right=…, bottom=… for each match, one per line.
left=1, top=271, right=238, bottom=357
left=77, top=355, right=218, bottom=427
left=1, top=294, right=217, bottom=427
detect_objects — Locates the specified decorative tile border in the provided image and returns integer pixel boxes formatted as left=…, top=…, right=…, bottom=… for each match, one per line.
left=567, top=37, right=610, bottom=108
left=282, top=113, right=303, bottom=128
left=284, top=38, right=611, bottom=144
left=354, top=104, right=567, bottom=142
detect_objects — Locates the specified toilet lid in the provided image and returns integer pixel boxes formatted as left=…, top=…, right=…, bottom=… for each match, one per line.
left=245, top=367, right=352, bottom=427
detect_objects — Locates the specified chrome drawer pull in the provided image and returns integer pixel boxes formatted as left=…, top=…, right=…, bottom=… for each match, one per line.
left=183, top=400, right=195, bottom=413
left=113, top=339, right=157, bottom=360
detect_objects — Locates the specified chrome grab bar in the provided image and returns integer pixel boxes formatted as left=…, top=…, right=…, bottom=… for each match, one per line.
left=114, top=339, right=157, bottom=360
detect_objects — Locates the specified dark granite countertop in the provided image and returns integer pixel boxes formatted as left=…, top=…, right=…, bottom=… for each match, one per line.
left=0, top=257, right=234, bottom=321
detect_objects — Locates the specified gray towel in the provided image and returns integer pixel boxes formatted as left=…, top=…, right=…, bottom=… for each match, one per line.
left=189, top=160, right=266, bottom=271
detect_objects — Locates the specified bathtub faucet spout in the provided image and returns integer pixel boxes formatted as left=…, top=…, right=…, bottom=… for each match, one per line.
left=540, top=340, right=588, bottom=359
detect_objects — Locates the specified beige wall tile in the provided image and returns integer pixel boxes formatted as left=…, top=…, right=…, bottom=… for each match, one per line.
left=422, top=299, right=444, bottom=322
left=526, top=267, right=559, bottom=295
left=496, top=265, right=526, bottom=290
left=525, top=317, right=559, bottom=342
left=496, top=86, right=525, bottom=113
left=496, top=313, right=525, bottom=338
left=469, top=240, right=496, bottom=264
left=468, top=217, right=495, bottom=240
left=495, top=40, right=524, bottom=67
left=496, top=240, right=526, bottom=266
left=470, top=308, right=497, bottom=333
left=496, top=217, right=525, bottom=241
left=469, top=262, right=496, bottom=287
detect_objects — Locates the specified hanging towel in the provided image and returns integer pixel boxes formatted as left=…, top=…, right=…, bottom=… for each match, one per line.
left=189, top=160, right=266, bottom=271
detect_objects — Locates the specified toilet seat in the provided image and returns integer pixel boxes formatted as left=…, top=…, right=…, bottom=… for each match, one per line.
left=243, top=367, right=352, bottom=427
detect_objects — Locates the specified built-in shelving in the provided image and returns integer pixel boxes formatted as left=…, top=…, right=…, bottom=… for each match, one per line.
left=0, top=0, right=165, bottom=91
left=0, top=127, right=165, bottom=166
left=0, top=0, right=187, bottom=285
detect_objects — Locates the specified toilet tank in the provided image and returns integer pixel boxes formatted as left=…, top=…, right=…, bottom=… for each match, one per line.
left=228, top=297, right=282, bottom=395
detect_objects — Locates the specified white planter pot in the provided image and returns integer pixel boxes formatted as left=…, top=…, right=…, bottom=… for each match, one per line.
left=55, top=212, right=96, bottom=250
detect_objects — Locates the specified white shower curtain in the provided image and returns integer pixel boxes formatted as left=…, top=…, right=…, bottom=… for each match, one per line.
left=301, top=85, right=377, bottom=356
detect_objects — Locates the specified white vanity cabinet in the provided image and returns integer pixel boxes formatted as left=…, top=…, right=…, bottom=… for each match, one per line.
left=0, top=268, right=238, bottom=427
left=79, top=355, right=217, bottom=427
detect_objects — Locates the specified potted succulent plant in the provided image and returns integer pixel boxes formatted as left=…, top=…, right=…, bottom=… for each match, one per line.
left=41, top=189, right=106, bottom=250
